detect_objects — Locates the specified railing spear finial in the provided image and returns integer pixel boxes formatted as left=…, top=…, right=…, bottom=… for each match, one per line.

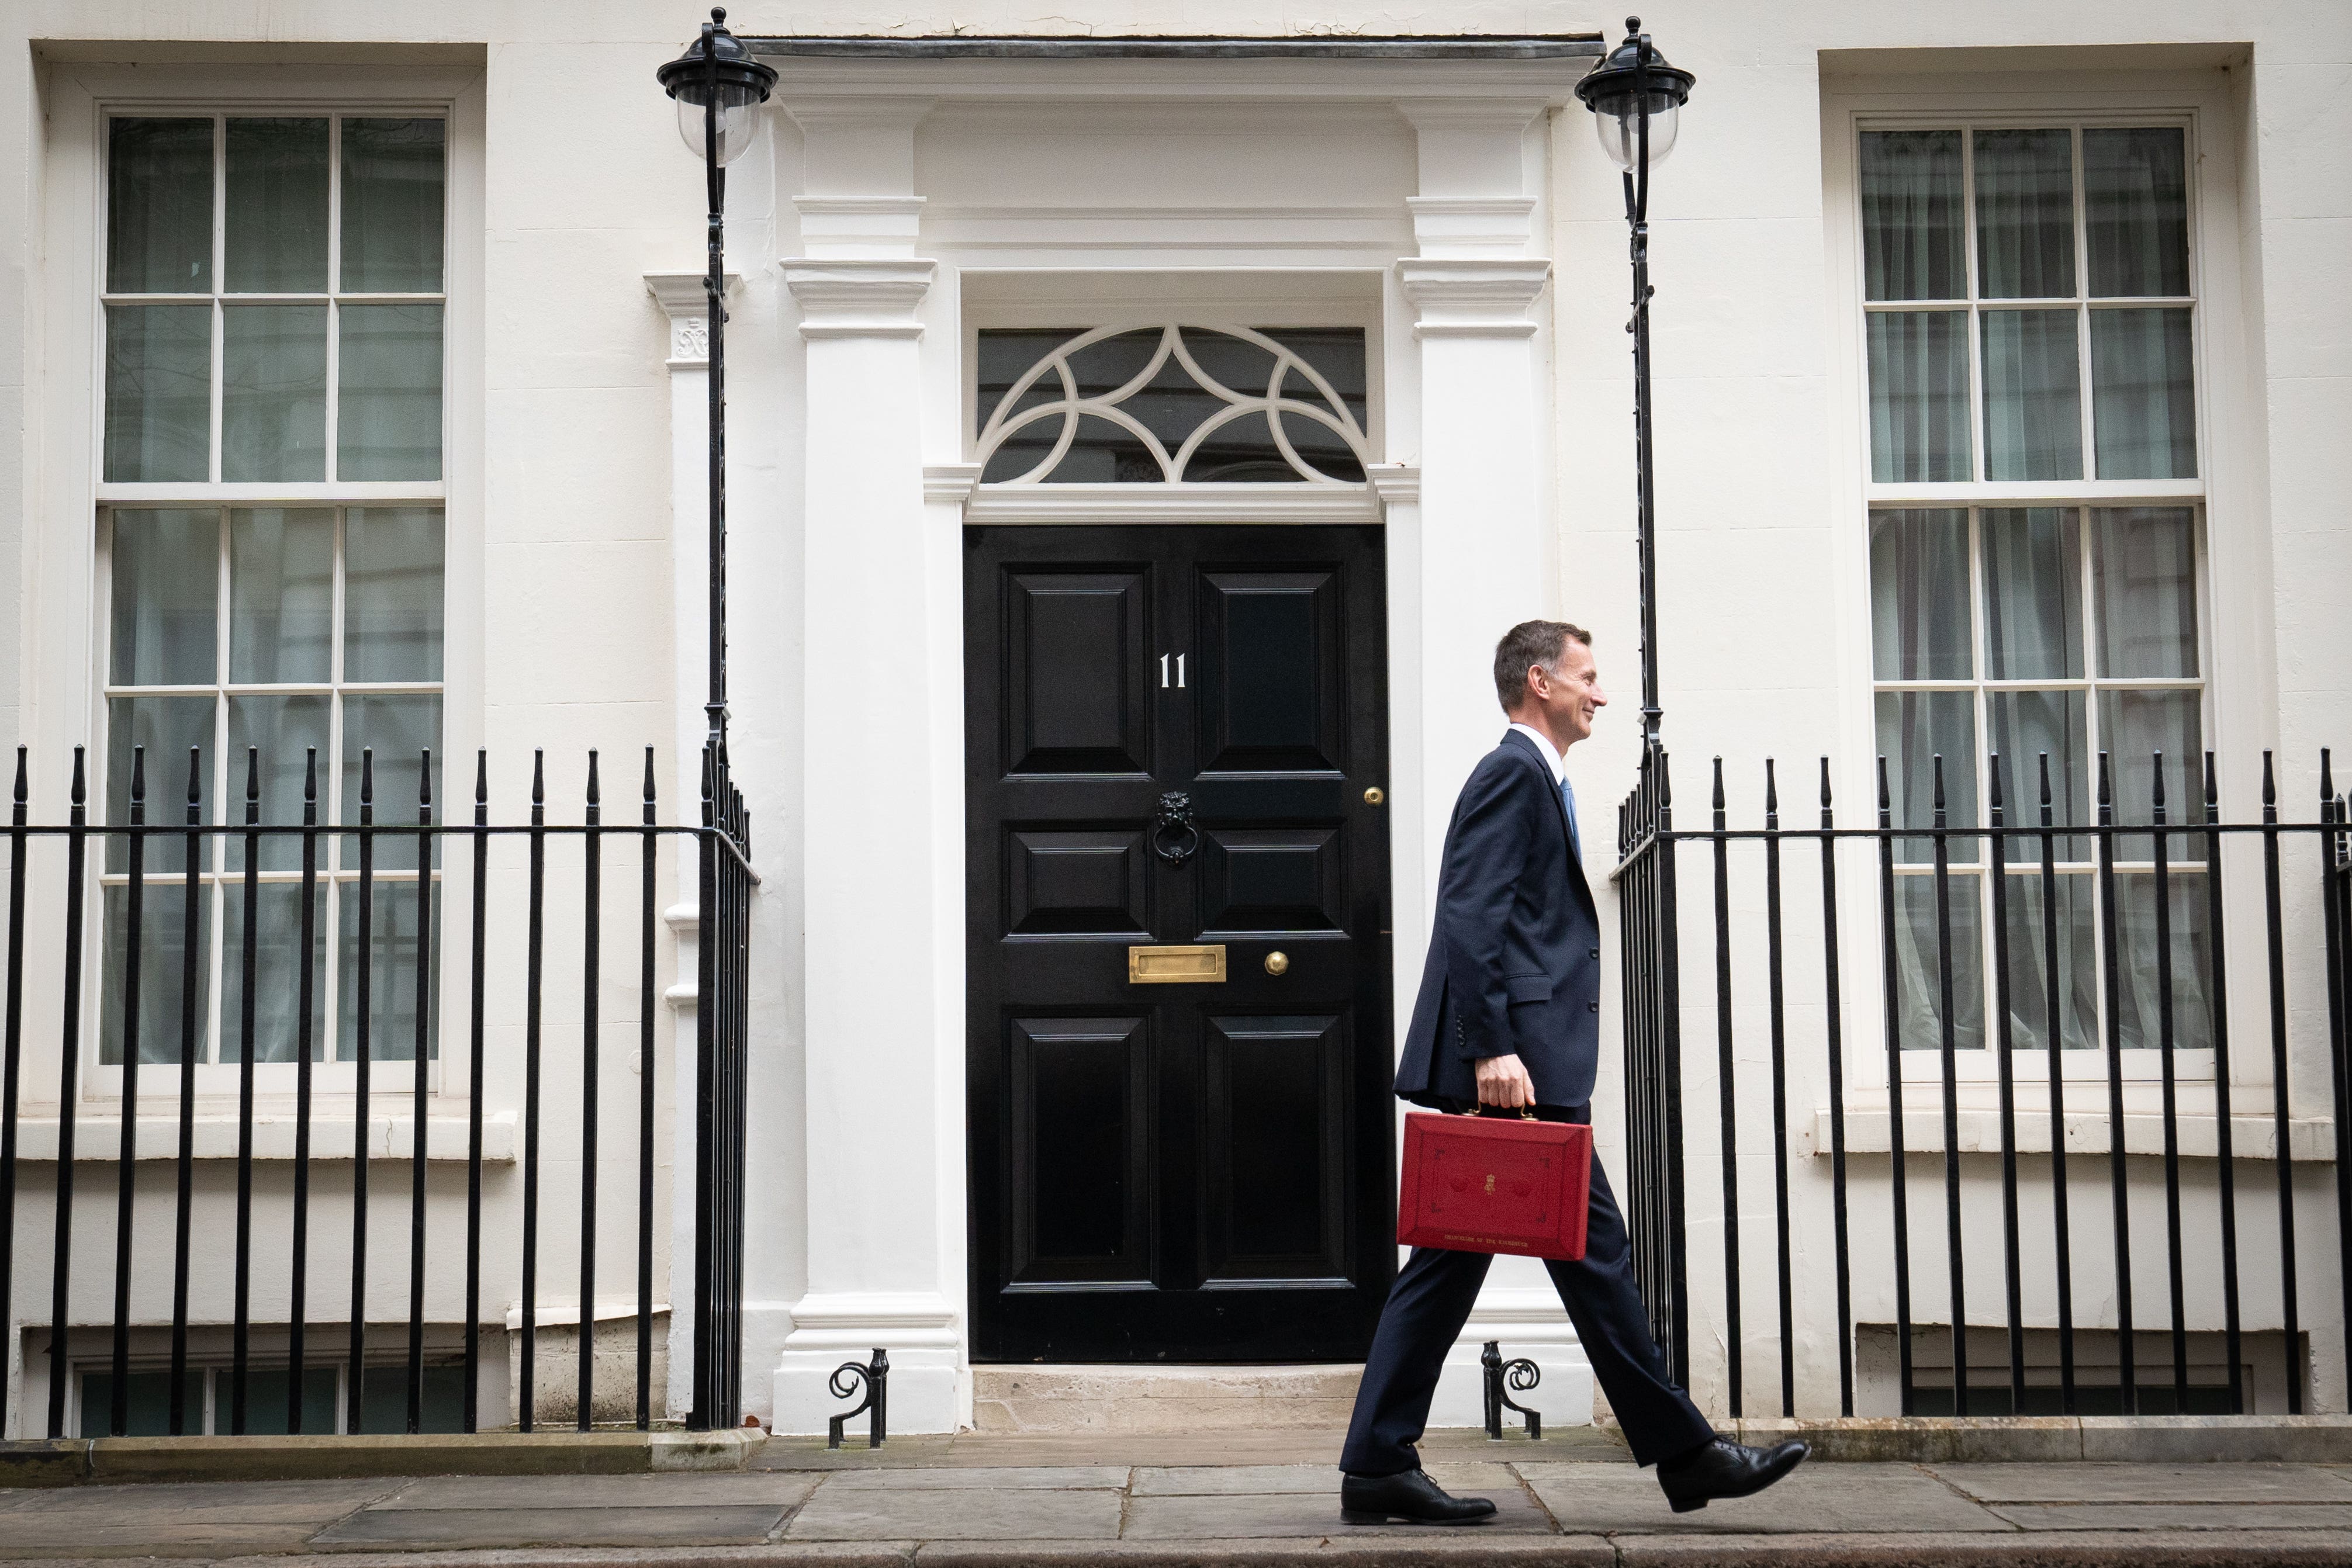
left=1764, top=757, right=1778, bottom=826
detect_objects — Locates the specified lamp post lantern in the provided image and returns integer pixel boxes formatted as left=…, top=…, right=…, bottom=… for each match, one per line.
left=658, top=8, right=776, bottom=758
left=1576, top=16, right=1694, bottom=756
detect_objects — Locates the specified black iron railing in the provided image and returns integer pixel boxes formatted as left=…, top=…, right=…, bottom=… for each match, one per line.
left=0, top=740, right=753, bottom=1438
left=1613, top=745, right=2351, bottom=1418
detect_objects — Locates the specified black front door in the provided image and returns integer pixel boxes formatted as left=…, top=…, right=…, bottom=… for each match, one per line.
left=965, top=524, right=1393, bottom=1363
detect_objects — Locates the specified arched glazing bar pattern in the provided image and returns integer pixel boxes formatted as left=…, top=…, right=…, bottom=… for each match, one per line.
left=975, top=324, right=1371, bottom=484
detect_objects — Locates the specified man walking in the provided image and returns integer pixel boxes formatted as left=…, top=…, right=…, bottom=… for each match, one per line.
left=1338, top=620, right=1805, bottom=1522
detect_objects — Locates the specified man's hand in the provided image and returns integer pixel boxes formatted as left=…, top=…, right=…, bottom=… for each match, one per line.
left=1474, top=1053, right=1535, bottom=1110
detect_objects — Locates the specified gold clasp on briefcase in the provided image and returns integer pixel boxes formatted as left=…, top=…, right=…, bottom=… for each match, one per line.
left=1127, top=944, right=1226, bottom=984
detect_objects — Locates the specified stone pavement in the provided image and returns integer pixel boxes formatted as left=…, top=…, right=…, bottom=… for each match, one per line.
left=0, top=1428, right=2348, bottom=1564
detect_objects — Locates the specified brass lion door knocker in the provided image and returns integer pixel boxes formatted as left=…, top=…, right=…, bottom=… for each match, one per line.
left=1151, top=790, right=1201, bottom=865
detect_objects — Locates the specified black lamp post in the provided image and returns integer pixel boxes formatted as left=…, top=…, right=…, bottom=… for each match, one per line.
left=1576, top=16, right=1694, bottom=757
left=658, top=9, right=776, bottom=758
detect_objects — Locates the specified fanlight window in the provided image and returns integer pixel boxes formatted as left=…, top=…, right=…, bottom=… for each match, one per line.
left=976, top=324, right=1371, bottom=484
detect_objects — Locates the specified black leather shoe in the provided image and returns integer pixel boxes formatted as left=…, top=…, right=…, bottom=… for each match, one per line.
left=1340, top=1468, right=1499, bottom=1525
left=1655, top=1437, right=1808, bottom=1513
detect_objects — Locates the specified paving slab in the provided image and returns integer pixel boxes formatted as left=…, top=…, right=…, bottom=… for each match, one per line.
left=1989, top=1501, right=2352, bottom=1532
left=1610, top=1529, right=2352, bottom=1566
left=912, top=1541, right=1616, bottom=1565
left=1520, top=1460, right=2012, bottom=1535
left=759, top=1432, right=1348, bottom=1470
left=816, top=1467, right=1126, bottom=1491
left=0, top=1478, right=399, bottom=1558
left=1122, top=1486, right=1557, bottom=1538
left=368, top=1473, right=819, bottom=1510
left=1932, top=1462, right=2352, bottom=1504
left=307, top=1504, right=790, bottom=1548
left=1127, top=1461, right=1519, bottom=1496
left=786, top=1485, right=1122, bottom=1541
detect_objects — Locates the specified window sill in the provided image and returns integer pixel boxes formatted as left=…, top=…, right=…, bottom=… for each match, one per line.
left=1810, top=1106, right=2333, bottom=1162
left=11, top=1111, right=517, bottom=1163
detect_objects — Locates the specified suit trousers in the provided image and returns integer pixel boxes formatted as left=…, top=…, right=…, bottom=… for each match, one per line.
left=1339, top=1107, right=1715, bottom=1474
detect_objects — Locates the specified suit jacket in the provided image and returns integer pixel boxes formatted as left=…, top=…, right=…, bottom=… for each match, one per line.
left=1393, top=729, right=1603, bottom=1110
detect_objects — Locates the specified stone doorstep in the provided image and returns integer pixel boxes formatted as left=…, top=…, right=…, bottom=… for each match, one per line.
left=0, top=1428, right=766, bottom=1487
left=1713, top=1414, right=2352, bottom=1464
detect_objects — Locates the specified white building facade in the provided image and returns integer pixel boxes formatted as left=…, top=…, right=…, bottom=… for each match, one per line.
left=1, top=1, right=2346, bottom=1438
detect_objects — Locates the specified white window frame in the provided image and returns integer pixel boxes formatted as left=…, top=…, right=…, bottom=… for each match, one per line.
left=33, top=61, right=486, bottom=1115
left=1822, top=67, right=2261, bottom=1098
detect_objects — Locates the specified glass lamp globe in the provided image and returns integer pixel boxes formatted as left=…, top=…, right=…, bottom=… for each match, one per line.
left=1574, top=16, right=1697, bottom=173
left=656, top=8, right=778, bottom=167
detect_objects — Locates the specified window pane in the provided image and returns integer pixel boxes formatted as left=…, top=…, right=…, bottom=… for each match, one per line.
left=1875, top=690, right=1980, bottom=865
left=112, top=510, right=219, bottom=686
left=1987, top=691, right=2090, bottom=860
left=78, top=1370, right=205, bottom=1438
left=2083, top=128, right=2189, bottom=298
left=1998, top=871, right=2097, bottom=1051
left=99, top=880, right=212, bottom=1067
left=1890, top=873, right=1986, bottom=1051
left=224, top=119, right=328, bottom=293
left=338, top=879, right=439, bottom=1063
left=1860, top=130, right=1964, bottom=302
left=976, top=327, right=1078, bottom=457
left=2112, top=871, right=2215, bottom=1053
left=104, top=304, right=212, bottom=483
left=2098, top=693, right=2204, bottom=864
left=360, top=1365, right=466, bottom=1434
left=222, top=305, right=327, bottom=482
left=340, top=119, right=446, bottom=293
left=230, top=509, right=334, bottom=684
left=1981, top=310, right=2084, bottom=481
left=226, top=695, right=330, bottom=872
left=1980, top=508, right=2082, bottom=679
left=1261, top=328, right=1370, bottom=429
left=1867, top=311, right=1972, bottom=482
left=345, top=508, right=446, bottom=681
left=106, top=697, right=215, bottom=875
left=337, top=304, right=443, bottom=480
left=238, top=1367, right=340, bottom=1436
left=1869, top=508, right=1971, bottom=680
left=2090, top=308, right=2196, bottom=479
left=106, top=118, right=213, bottom=294
left=1973, top=129, right=2076, bottom=299
left=342, top=694, right=444, bottom=872
left=1182, top=411, right=1304, bottom=483
left=221, top=880, right=328, bottom=1063
left=2091, top=507, right=2198, bottom=677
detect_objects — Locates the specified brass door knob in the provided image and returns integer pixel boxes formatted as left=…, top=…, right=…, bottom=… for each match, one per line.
left=1264, top=951, right=1290, bottom=976
left=1363, top=787, right=1385, bottom=806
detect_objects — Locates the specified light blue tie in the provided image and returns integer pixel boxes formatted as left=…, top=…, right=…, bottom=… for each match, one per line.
left=1560, top=776, right=1582, bottom=864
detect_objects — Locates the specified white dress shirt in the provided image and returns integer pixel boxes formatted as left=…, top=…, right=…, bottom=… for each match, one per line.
left=1507, top=721, right=1581, bottom=861
left=1507, top=722, right=1568, bottom=784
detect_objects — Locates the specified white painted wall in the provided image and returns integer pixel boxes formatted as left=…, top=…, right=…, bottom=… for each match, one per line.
left=0, top=1, right=2344, bottom=1434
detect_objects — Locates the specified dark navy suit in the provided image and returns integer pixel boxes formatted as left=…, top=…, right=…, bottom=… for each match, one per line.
left=1341, top=729, right=1713, bottom=1473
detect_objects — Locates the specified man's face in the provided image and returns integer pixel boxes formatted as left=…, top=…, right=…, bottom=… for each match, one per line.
left=1530, top=638, right=1607, bottom=749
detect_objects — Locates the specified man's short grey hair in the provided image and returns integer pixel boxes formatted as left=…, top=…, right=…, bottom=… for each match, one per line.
left=1493, top=619, right=1593, bottom=713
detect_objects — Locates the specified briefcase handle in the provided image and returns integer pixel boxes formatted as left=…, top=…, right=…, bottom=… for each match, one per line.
left=1464, top=1103, right=1538, bottom=1121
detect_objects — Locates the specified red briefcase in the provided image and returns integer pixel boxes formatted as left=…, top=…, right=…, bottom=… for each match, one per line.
left=1397, top=1110, right=1592, bottom=1261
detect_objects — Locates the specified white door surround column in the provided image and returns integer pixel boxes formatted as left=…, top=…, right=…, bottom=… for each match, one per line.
left=1392, top=98, right=1596, bottom=1434
left=772, top=96, right=966, bottom=1436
